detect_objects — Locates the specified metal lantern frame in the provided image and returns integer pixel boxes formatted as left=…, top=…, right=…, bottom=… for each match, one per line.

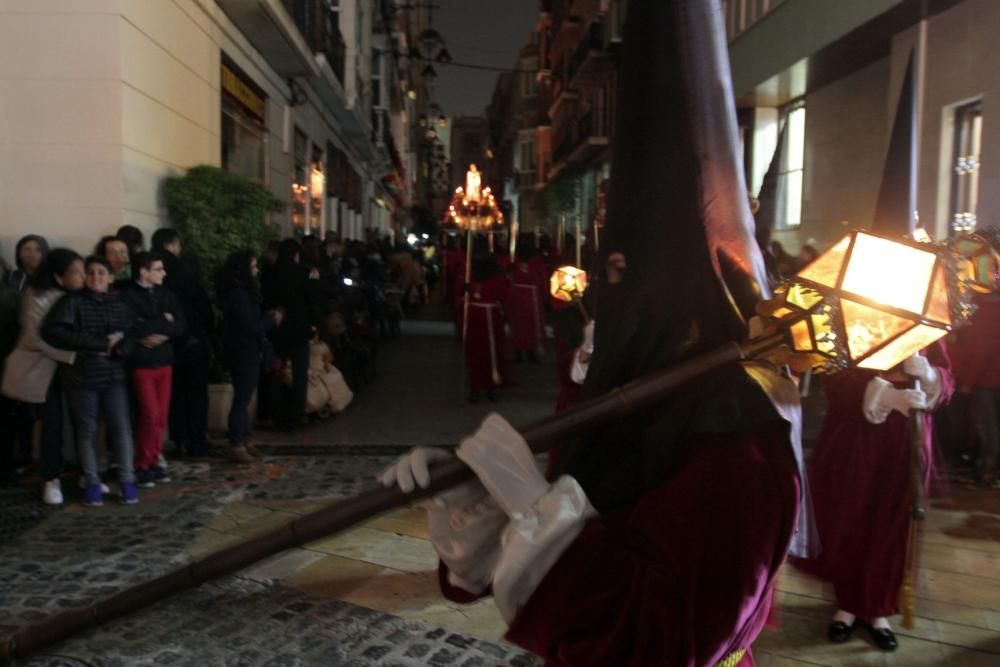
left=773, top=230, right=967, bottom=372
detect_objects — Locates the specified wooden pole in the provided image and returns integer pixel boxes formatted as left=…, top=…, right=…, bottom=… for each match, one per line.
left=4, top=333, right=786, bottom=662
left=899, top=376, right=927, bottom=629
left=575, top=215, right=582, bottom=268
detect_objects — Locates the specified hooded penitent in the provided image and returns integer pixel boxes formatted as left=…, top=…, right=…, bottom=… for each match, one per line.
left=755, top=121, right=787, bottom=278
left=550, top=1, right=810, bottom=551
left=872, top=53, right=917, bottom=237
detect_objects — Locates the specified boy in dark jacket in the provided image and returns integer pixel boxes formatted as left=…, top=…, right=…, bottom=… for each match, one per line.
left=119, top=252, right=185, bottom=487
left=42, top=256, right=137, bottom=506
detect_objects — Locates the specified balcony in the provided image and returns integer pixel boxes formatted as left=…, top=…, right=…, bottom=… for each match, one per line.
left=550, top=106, right=610, bottom=179
left=216, top=0, right=318, bottom=76
left=565, top=20, right=608, bottom=87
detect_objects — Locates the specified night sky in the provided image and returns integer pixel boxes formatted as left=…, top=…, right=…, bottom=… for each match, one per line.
left=430, top=0, right=539, bottom=118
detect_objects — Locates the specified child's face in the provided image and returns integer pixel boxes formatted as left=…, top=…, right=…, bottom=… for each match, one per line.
left=86, top=263, right=112, bottom=293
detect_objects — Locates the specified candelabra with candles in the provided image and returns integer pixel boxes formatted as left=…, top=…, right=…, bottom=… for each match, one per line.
left=444, top=164, right=504, bottom=342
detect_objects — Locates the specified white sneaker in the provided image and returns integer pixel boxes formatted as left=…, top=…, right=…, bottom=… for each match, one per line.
left=77, top=477, right=110, bottom=495
left=157, top=453, right=168, bottom=471
left=42, top=479, right=63, bottom=505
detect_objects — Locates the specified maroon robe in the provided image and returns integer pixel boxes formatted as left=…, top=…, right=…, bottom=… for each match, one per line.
left=465, top=274, right=509, bottom=392
left=441, top=424, right=801, bottom=666
left=507, top=257, right=548, bottom=355
left=792, top=346, right=954, bottom=619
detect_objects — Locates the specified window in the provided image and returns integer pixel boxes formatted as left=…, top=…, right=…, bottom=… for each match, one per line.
left=950, top=100, right=982, bottom=234
left=519, top=139, right=536, bottom=172
left=371, top=48, right=383, bottom=108
left=310, top=144, right=326, bottom=233
left=778, top=102, right=805, bottom=228
left=221, top=60, right=267, bottom=183
left=521, top=70, right=537, bottom=98
left=292, top=128, right=309, bottom=234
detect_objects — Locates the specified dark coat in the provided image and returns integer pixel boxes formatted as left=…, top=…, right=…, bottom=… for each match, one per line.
left=264, top=259, right=312, bottom=352
left=118, top=281, right=186, bottom=369
left=163, top=252, right=214, bottom=342
left=221, top=284, right=274, bottom=368
left=41, top=289, right=134, bottom=389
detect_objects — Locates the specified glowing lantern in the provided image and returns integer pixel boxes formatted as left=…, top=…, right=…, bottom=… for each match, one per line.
left=779, top=230, right=960, bottom=371
left=550, top=266, right=589, bottom=303
left=953, top=232, right=1000, bottom=294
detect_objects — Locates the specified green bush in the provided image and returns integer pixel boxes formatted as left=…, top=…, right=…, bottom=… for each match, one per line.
left=164, top=166, right=283, bottom=291
left=164, top=166, right=284, bottom=381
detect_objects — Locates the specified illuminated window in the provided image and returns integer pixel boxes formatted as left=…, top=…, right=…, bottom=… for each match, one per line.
left=950, top=100, right=982, bottom=234
left=778, top=102, right=805, bottom=228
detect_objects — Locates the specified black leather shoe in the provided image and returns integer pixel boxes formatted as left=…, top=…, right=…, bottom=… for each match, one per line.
left=827, top=621, right=856, bottom=643
left=863, top=624, right=898, bottom=651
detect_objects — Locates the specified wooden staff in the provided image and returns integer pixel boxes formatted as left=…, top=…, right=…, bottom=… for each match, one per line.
left=899, top=376, right=927, bottom=629
left=3, top=332, right=786, bottom=662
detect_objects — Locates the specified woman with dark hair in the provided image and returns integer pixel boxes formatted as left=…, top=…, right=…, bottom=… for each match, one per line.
left=6, top=235, right=49, bottom=292
left=1, top=249, right=82, bottom=501
left=42, top=256, right=137, bottom=506
left=220, top=250, right=282, bottom=463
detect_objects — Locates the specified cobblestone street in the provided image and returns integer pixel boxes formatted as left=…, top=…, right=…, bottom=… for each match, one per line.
left=1, top=323, right=998, bottom=666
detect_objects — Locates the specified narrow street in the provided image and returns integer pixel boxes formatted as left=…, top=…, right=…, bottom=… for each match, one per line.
left=1, top=316, right=998, bottom=666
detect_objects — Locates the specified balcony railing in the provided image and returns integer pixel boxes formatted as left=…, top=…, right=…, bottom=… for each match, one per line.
left=552, top=105, right=611, bottom=167
left=565, top=20, right=604, bottom=85
left=283, top=0, right=346, bottom=85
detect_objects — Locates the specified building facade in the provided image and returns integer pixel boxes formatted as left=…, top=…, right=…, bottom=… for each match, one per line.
left=726, top=0, right=994, bottom=253
left=0, top=0, right=426, bottom=265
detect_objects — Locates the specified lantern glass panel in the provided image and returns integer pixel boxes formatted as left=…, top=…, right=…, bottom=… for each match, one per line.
left=790, top=320, right=813, bottom=352
left=857, top=324, right=948, bottom=370
left=841, top=234, right=936, bottom=314
left=786, top=283, right=823, bottom=310
left=811, top=313, right=837, bottom=355
left=924, top=264, right=952, bottom=325
left=799, top=235, right=851, bottom=288
left=841, top=298, right=915, bottom=360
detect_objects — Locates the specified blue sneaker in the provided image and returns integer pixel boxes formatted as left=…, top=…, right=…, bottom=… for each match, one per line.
left=119, top=482, right=139, bottom=505
left=84, top=483, right=103, bottom=507
left=135, top=468, right=156, bottom=488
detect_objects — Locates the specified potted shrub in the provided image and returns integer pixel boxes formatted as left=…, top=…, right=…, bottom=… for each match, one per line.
left=163, top=166, right=283, bottom=431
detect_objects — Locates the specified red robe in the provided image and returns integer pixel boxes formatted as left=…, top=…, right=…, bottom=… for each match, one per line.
left=951, top=293, right=1000, bottom=389
left=465, top=274, right=509, bottom=392
left=792, top=346, right=954, bottom=618
left=507, top=257, right=548, bottom=355
left=441, top=424, right=801, bottom=667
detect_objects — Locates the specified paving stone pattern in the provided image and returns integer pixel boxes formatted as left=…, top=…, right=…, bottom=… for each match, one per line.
left=19, top=576, right=539, bottom=667
left=0, top=452, right=403, bottom=638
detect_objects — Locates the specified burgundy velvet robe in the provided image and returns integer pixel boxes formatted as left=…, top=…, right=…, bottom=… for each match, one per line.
left=441, top=424, right=801, bottom=667
left=464, top=275, right=509, bottom=393
left=507, top=258, right=548, bottom=354
left=792, top=347, right=953, bottom=619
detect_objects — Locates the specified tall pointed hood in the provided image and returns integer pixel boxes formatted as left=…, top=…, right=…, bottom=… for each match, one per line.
left=552, top=0, right=782, bottom=509
left=582, top=0, right=769, bottom=397
left=871, top=53, right=917, bottom=236
left=755, top=122, right=787, bottom=257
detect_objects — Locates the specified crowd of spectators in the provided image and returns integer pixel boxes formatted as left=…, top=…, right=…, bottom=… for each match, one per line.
left=0, top=225, right=425, bottom=505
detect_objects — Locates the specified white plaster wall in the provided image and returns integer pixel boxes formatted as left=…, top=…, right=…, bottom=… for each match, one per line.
left=0, top=4, right=124, bottom=263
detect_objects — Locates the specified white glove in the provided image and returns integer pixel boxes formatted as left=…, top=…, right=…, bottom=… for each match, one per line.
left=378, top=446, right=506, bottom=594
left=863, top=377, right=927, bottom=424
left=903, top=354, right=938, bottom=385
left=456, top=413, right=549, bottom=518
left=570, top=321, right=595, bottom=385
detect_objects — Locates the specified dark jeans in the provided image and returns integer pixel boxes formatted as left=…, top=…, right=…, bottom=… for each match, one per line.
left=282, top=340, right=310, bottom=429
left=0, top=396, right=17, bottom=482
left=68, top=382, right=135, bottom=485
left=170, top=339, right=211, bottom=455
left=228, top=355, right=260, bottom=445
left=39, top=379, right=69, bottom=480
